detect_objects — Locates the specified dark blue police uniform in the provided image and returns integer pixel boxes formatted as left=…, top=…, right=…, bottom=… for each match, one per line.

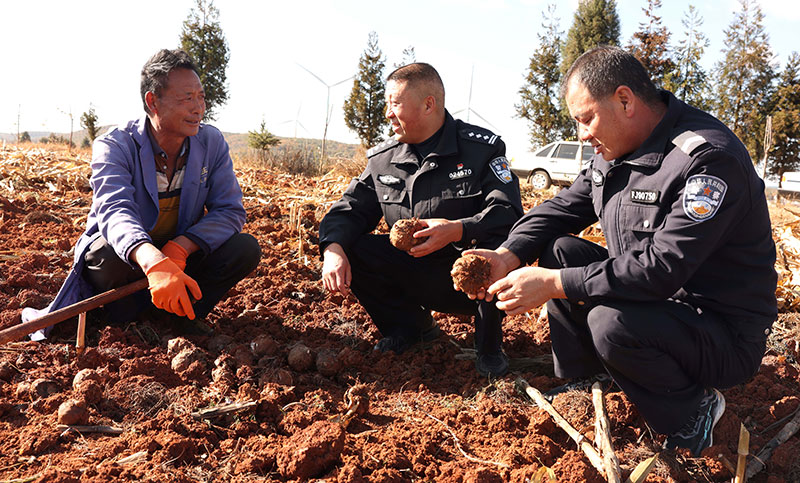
left=500, top=91, right=777, bottom=433
left=320, top=111, right=523, bottom=364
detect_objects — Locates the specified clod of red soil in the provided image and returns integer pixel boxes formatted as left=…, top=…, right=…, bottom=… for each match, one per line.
left=171, top=348, right=206, bottom=374
left=72, top=368, right=102, bottom=389
left=58, top=399, right=89, bottom=425
left=0, top=361, right=16, bottom=381
left=250, top=334, right=278, bottom=357
left=451, top=254, right=492, bottom=293
left=167, top=337, right=194, bottom=356
left=389, top=218, right=426, bottom=251
left=74, top=379, right=103, bottom=405
left=287, top=344, right=314, bottom=372
left=276, top=420, right=346, bottom=480
left=31, top=378, right=61, bottom=398
left=315, top=348, right=341, bottom=377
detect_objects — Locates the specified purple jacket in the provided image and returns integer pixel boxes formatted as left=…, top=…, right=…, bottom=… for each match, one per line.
left=22, top=117, right=246, bottom=339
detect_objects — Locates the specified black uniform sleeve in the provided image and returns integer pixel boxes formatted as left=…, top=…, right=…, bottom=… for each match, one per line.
left=500, top=169, right=598, bottom=263
left=318, top=166, right=383, bottom=256
left=458, top=139, right=524, bottom=248
left=561, top=149, right=756, bottom=304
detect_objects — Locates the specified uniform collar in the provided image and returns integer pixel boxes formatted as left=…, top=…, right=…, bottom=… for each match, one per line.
left=390, top=110, right=458, bottom=165
left=618, top=90, right=682, bottom=168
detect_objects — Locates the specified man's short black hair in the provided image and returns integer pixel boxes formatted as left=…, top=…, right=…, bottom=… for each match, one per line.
left=140, top=49, right=200, bottom=115
left=561, top=45, right=661, bottom=106
left=387, top=62, right=445, bottom=104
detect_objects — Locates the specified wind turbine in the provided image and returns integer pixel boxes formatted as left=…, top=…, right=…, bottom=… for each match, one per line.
left=280, top=103, right=310, bottom=139
left=296, top=63, right=353, bottom=160
left=451, top=65, right=498, bottom=131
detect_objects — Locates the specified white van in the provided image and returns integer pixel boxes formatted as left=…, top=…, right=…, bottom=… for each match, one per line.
left=510, top=141, right=594, bottom=189
left=779, top=171, right=800, bottom=198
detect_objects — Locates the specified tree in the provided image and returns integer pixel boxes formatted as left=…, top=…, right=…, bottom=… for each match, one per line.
left=80, top=106, right=100, bottom=143
left=516, top=4, right=572, bottom=148
left=713, top=0, right=777, bottom=162
left=628, top=0, right=675, bottom=88
left=20, top=131, right=31, bottom=143
left=248, top=119, right=281, bottom=163
left=343, top=31, right=388, bottom=147
left=560, top=0, right=621, bottom=138
left=664, top=5, right=711, bottom=110
left=180, top=0, right=230, bottom=121
left=393, top=46, right=416, bottom=69
left=561, top=0, right=621, bottom=76
left=768, top=53, right=800, bottom=180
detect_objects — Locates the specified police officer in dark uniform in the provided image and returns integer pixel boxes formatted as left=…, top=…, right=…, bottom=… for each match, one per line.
left=459, top=47, right=777, bottom=455
left=320, top=62, right=523, bottom=377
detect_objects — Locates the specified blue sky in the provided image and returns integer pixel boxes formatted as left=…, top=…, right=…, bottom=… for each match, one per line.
left=0, top=0, right=796, bottom=157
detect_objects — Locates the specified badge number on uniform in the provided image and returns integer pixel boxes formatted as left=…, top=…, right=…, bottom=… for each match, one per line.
left=489, top=157, right=513, bottom=184
left=448, top=162, right=473, bottom=180
left=683, top=174, right=727, bottom=222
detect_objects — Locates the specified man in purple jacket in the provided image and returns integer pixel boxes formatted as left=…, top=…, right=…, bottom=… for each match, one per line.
left=23, top=49, right=261, bottom=338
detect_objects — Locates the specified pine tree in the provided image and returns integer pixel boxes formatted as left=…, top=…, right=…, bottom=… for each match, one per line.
left=394, top=46, right=416, bottom=69
left=180, top=0, right=230, bottom=121
left=80, top=106, right=100, bottom=143
left=714, top=0, right=777, bottom=162
left=628, top=0, right=675, bottom=88
left=248, top=119, right=281, bottom=163
left=664, top=5, right=711, bottom=110
left=343, top=32, right=388, bottom=147
left=516, top=4, right=571, bottom=148
left=768, top=53, right=800, bottom=180
left=561, top=0, right=621, bottom=76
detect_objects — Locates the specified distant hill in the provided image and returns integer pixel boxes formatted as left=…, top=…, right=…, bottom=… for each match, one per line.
left=0, top=126, right=113, bottom=146
left=2, top=129, right=359, bottom=159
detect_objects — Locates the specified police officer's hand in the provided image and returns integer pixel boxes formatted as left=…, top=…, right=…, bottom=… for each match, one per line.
left=458, top=247, right=521, bottom=301
left=487, top=266, right=565, bottom=316
left=322, top=243, right=352, bottom=296
left=408, top=219, right=463, bottom=258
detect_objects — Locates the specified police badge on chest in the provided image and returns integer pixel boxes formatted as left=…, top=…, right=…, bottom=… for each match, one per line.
left=448, top=163, right=472, bottom=180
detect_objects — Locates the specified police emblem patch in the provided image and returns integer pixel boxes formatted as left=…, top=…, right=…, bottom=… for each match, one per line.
left=489, top=157, right=512, bottom=184
left=683, top=174, right=727, bottom=222
left=378, top=174, right=401, bottom=185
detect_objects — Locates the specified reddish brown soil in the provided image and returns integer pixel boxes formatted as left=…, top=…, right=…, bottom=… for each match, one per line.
left=1, top=150, right=799, bottom=482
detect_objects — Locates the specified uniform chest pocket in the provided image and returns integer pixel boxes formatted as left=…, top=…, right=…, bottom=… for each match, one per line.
left=375, top=185, right=408, bottom=205
left=620, top=204, right=663, bottom=248
left=441, top=181, right=482, bottom=200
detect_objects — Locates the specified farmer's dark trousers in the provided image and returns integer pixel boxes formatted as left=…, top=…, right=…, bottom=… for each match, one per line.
left=83, top=233, right=261, bottom=323
left=347, top=234, right=504, bottom=356
left=540, top=235, right=770, bottom=434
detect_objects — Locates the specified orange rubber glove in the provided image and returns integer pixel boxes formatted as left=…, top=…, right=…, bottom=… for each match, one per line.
left=161, top=240, right=189, bottom=271
left=144, top=257, right=203, bottom=319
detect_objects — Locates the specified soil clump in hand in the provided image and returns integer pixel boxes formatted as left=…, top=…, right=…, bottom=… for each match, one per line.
left=389, top=218, right=426, bottom=251
left=451, top=254, right=492, bottom=293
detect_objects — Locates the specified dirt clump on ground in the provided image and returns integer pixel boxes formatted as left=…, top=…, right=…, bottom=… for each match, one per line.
left=1, top=145, right=800, bottom=481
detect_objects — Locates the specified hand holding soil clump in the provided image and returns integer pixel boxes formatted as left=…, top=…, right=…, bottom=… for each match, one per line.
left=389, top=218, right=427, bottom=251
left=451, top=254, right=492, bottom=294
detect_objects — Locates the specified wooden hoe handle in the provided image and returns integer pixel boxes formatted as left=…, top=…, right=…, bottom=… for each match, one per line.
left=0, top=278, right=149, bottom=345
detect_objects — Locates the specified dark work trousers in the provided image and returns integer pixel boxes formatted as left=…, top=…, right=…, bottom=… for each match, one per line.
left=539, top=235, right=768, bottom=434
left=83, top=233, right=261, bottom=323
left=347, top=234, right=504, bottom=356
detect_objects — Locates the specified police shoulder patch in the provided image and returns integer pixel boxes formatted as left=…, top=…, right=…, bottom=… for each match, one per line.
left=459, top=127, right=498, bottom=145
left=489, top=156, right=513, bottom=184
left=367, top=138, right=399, bottom=158
left=672, top=130, right=708, bottom=155
left=683, top=174, right=727, bottom=222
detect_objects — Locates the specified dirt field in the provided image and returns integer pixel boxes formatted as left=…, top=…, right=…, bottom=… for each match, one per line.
left=1, top=145, right=799, bottom=482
